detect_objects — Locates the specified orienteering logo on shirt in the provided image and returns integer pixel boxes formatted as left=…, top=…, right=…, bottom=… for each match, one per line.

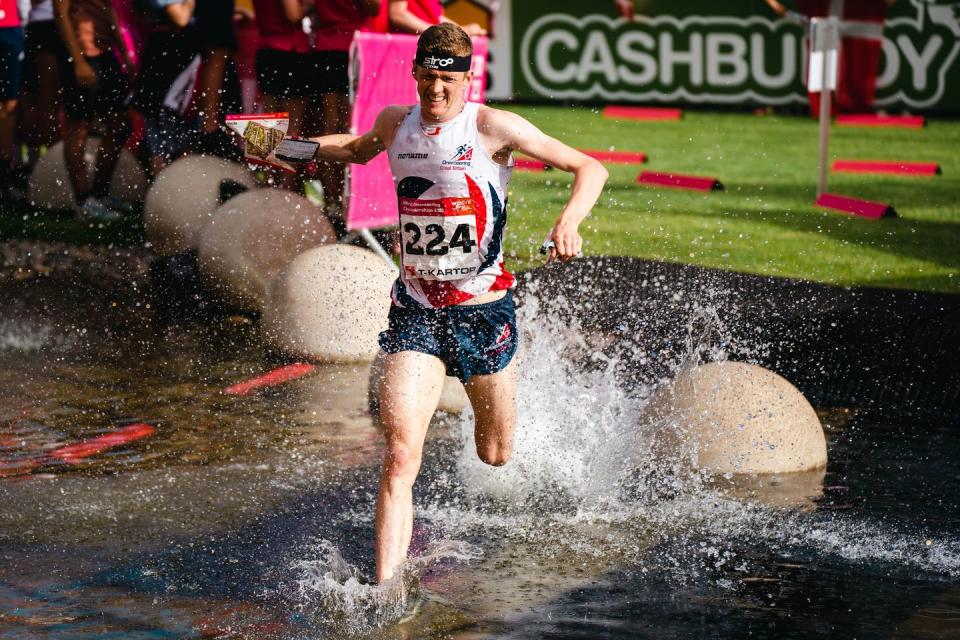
left=442, top=144, right=473, bottom=169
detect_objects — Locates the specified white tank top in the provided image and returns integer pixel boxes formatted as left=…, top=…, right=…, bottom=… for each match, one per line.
left=386, top=102, right=515, bottom=309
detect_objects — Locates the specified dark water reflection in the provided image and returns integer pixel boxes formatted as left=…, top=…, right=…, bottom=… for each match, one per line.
left=0, top=277, right=958, bottom=639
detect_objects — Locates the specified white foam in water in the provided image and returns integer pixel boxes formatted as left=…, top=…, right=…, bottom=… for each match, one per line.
left=290, top=538, right=481, bottom=633
left=432, top=292, right=960, bottom=580
left=289, top=290, right=960, bottom=630
left=0, top=319, right=57, bottom=352
left=455, top=292, right=652, bottom=506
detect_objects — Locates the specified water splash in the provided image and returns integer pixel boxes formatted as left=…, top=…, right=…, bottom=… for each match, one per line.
left=0, top=319, right=57, bottom=352
left=420, top=289, right=960, bottom=586
left=285, top=286, right=959, bottom=632
left=289, top=538, right=481, bottom=634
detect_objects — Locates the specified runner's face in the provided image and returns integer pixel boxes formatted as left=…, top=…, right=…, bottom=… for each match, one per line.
left=413, top=65, right=473, bottom=122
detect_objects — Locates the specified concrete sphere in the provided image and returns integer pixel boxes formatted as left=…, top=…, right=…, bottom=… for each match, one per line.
left=367, top=350, right=470, bottom=418
left=263, top=245, right=397, bottom=363
left=644, top=361, right=827, bottom=475
left=144, top=155, right=256, bottom=256
left=712, top=467, right=826, bottom=511
left=28, top=139, right=147, bottom=210
left=197, top=189, right=335, bottom=311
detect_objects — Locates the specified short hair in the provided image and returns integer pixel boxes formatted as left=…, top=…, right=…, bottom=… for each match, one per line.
left=417, top=23, right=472, bottom=58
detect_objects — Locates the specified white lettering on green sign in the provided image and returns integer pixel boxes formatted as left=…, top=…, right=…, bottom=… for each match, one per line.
left=519, top=11, right=960, bottom=109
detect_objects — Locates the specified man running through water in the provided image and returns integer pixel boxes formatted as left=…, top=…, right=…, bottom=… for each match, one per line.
left=302, top=23, right=608, bottom=583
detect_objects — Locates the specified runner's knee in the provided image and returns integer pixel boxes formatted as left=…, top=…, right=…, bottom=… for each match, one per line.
left=383, top=443, right=422, bottom=481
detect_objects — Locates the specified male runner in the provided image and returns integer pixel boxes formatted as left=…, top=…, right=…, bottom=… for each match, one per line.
left=302, top=23, right=608, bottom=583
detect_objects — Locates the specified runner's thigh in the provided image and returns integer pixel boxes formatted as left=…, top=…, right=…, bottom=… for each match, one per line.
left=378, top=350, right=447, bottom=447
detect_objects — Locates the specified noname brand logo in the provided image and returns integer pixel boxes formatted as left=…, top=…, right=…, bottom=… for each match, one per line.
left=518, top=9, right=960, bottom=109
left=423, top=56, right=455, bottom=67
left=397, top=152, right=428, bottom=159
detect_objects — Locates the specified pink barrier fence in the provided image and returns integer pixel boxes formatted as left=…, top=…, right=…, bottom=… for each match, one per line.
left=347, top=32, right=488, bottom=231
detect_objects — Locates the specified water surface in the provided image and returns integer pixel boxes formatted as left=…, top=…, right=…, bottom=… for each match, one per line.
left=0, top=276, right=958, bottom=639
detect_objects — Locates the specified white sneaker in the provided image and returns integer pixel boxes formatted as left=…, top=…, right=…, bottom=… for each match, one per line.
left=98, top=194, right=135, bottom=215
left=77, top=196, right=124, bottom=221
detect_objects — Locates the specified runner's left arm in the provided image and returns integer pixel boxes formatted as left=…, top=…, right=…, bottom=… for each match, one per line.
left=485, top=109, right=608, bottom=262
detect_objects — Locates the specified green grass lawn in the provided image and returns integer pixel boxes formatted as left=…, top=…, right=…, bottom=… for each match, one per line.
left=501, top=106, right=960, bottom=294
left=2, top=107, right=958, bottom=293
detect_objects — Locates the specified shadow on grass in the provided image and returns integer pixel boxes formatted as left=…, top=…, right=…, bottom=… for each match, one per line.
left=613, top=177, right=960, bottom=271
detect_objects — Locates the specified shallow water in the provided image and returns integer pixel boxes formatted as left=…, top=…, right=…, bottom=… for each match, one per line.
left=0, top=276, right=958, bottom=639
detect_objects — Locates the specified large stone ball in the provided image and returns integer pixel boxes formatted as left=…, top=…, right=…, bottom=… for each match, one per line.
left=144, top=155, right=256, bottom=256
left=711, top=467, right=826, bottom=511
left=197, top=189, right=335, bottom=311
left=644, top=361, right=827, bottom=475
left=28, top=139, right=147, bottom=210
left=262, top=245, right=397, bottom=363
left=367, top=350, right=470, bottom=418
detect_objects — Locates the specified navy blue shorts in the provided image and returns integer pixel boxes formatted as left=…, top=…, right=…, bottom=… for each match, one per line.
left=194, top=0, right=236, bottom=50
left=308, top=50, right=349, bottom=96
left=378, top=293, right=519, bottom=384
left=256, top=48, right=312, bottom=99
left=0, top=27, right=24, bottom=101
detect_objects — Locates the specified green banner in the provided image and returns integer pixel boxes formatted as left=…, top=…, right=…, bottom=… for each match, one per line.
left=505, top=1, right=960, bottom=112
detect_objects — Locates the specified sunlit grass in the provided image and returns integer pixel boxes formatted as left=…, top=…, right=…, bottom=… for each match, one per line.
left=2, top=107, right=958, bottom=293
left=502, top=106, right=960, bottom=294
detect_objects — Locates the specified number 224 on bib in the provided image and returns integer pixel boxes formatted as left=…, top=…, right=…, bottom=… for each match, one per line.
left=399, top=198, right=480, bottom=281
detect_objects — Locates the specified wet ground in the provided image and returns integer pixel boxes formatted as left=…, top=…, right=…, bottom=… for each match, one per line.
left=1, top=248, right=958, bottom=639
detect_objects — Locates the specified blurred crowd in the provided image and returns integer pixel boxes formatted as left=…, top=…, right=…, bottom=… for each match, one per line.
left=0, top=0, right=487, bottom=223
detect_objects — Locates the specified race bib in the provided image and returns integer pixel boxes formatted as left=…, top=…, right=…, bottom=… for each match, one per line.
left=399, top=196, right=481, bottom=281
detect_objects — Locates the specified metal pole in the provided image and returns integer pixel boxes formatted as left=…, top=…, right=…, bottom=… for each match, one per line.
left=349, top=228, right=397, bottom=269
left=815, top=18, right=837, bottom=197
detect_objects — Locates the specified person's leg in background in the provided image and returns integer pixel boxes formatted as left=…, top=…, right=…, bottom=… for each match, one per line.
left=255, top=47, right=309, bottom=192
left=60, top=54, right=132, bottom=219
left=0, top=25, right=24, bottom=206
left=303, top=49, right=350, bottom=236
left=17, top=20, right=61, bottom=169
left=193, top=0, right=240, bottom=157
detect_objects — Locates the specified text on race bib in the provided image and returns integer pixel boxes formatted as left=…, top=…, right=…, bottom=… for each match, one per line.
left=399, top=197, right=482, bottom=281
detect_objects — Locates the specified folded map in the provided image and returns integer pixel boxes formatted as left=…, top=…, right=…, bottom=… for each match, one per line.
left=225, top=113, right=296, bottom=173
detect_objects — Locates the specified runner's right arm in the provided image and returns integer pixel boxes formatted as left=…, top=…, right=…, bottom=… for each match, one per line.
left=309, top=106, right=406, bottom=164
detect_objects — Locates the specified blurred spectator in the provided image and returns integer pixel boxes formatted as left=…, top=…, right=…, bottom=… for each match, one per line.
left=17, top=0, right=63, bottom=174
left=306, top=0, right=378, bottom=232
left=0, top=0, right=24, bottom=205
left=52, top=0, right=132, bottom=219
left=232, top=0, right=258, bottom=113
left=387, top=0, right=485, bottom=35
left=193, top=0, right=241, bottom=157
left=252, top=0, right=310, bottom=189
left=130, top=0, right=199, bottom=176
left=613, top=0, right=634, bottom=21
left=765, top=0, right=896, bottom=116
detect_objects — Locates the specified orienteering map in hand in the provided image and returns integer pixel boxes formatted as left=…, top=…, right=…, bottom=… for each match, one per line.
left=225, top=113, right=296, bottom=173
